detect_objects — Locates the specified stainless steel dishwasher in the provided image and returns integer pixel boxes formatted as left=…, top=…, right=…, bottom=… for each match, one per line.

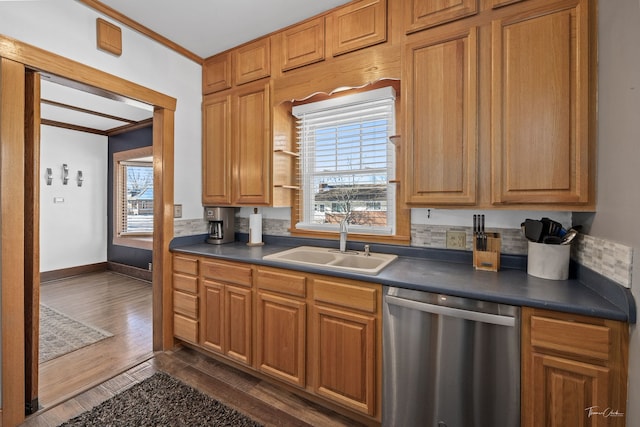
left=383, top=286, right=520, bottom=427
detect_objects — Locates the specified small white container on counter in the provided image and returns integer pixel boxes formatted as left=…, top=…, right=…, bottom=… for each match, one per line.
left=527, top=241, right=571, bottom=280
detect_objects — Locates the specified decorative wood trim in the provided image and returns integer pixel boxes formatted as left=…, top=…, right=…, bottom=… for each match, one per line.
left=96, top=18, right=122, bottom=56
left=42, top=98, right=137, bottom=124
left=0, top=34, right=177, bottom=110
left=24, top=69, right=41, bottom=415
left=79, top=0, right=203, bottom=64
left=108, top=118, right=154, bottom=136
left=41, top=119, right=107, bottom=135
left=108, top=261, right=152, bottom=282
left=152, top=108, right=176, bottom=351
left=0, top=34, right=175, bottom=423
left=1, top=57, right=27, bottom=427
left=40, top=262, right=108, bottom=283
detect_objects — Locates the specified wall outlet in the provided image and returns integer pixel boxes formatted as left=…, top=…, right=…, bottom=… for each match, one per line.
left=446, top=230, right=467, bottom=250
left=174, top=204, right=182, bottom=218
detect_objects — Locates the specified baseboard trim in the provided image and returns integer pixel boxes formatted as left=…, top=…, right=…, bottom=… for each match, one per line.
left=108, top=261, right=152, bottom=282
left=40, top=262, right=108, bottom=282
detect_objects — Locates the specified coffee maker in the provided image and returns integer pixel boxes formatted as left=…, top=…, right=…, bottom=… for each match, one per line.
left=205, top=207, right=235, bottom=244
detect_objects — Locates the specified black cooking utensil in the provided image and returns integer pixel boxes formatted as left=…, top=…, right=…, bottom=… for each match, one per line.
left=523, top=219, right=544, bottom=242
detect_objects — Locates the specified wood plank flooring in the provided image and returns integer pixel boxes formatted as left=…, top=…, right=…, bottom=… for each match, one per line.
left=25, top=272, right=362, bottom=427
left=37, top=271, right=153, bottom=409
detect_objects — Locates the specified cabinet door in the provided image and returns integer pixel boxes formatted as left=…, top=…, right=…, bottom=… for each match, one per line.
left=405, top=0, right=477, bottom=34
left=328, top=0, right=387, bottom=56
left=313, top=305, right=376, bottom=416
left=256, top=292, right=306, bottom=387
left=202, top=93, right=232, bottom=205
left=234, top=37, right=271, bottom=85
left=233, top=81, right=271, bottom=205
left=281, top=17, right=325, bottom=71
left=527, top=353, right=610, bottom=427
left=203, top=52, right=232, bottom=94
left=491, top=1, right=592, bottom=205
left=404, top=27, right=478, bottom=205
left=201, top=279, right=224, bottom=354
left=225, top=285, right=252, bottom=366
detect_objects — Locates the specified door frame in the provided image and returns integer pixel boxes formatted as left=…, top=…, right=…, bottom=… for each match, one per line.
left=0, top=34, right=177, bottom=425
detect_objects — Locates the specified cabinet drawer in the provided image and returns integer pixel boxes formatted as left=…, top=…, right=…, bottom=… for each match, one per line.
left=173, top=255, right=198, bottom=275
left=313, top=279, right=378, bottom=313
left=530, top=315, right=611, bottom=361
left=256, top=267, right=306, bottom=298
left=202, top=260, right=252, bottom=287
left=174, top=314, right=198, bottom=343
left=173, top=273, right=198, bottom=294
left=173, top=290, right=198, bottom=318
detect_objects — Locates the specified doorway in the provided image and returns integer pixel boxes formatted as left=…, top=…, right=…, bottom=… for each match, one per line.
left=0, top=36, right=176, bottom=425
left=36, top=78, right=156, bottom=410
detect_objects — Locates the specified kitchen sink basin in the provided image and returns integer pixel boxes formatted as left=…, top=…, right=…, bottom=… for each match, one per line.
left=262, top=246, right=397, bottom=275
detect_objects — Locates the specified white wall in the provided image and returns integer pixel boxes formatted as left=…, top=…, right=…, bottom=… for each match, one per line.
left=40, top=126, right=108, bottom=272
left=592, top=1, right=640, bottom=424
left=0, top=0, right=203, bottom=219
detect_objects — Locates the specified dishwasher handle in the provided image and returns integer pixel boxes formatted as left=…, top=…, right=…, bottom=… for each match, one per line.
left=385, top=295, right=516, bottom=327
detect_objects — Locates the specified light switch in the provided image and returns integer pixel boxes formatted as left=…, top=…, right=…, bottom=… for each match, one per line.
left=174, top=204, right=182, bottom=218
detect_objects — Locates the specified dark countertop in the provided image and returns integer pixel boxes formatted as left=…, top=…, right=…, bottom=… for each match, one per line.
left=171, top=234, right=635, bottom=323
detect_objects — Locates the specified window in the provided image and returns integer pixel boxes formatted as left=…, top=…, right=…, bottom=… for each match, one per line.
left=113, top=146, right=153, bottom=248
left=293, top=86, right=396, bottom=235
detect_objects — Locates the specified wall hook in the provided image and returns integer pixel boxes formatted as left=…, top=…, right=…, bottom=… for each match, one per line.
left=46, top=168, right=53, bottom=185
left=62, top=164, right=69, bottom=185
left=77, top=170, right=83, bottom=187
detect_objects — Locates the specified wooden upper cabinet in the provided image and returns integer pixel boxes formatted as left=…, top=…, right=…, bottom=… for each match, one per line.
left=328, top=0, right=387, bottom=57
left=491, top=0, right=593, bottom=206
left=202, top=52, right=232, bottom=94
left=404, top=0, right=478, bottom=34
left=202, top=93, right=232, bottom=205
left=234, top=37, right=271, bottom=85
left=281, top=17, right=325, bottom=72
left=404, top=27, right=478, bottom=205
left=233, top=81, right=271, bottom=205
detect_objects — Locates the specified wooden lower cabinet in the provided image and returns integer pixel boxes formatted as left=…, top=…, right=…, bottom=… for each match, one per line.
left=311, top=277, right=381, bottom=419
left=199, top=260, right=253, bottom=367
left=522, top=307, right=628, bottom=427
left=172, top=255, right=383, bottom=422
left=256, top=291, right=306, bottom=386
left=313, top=304, right=377, bottom=416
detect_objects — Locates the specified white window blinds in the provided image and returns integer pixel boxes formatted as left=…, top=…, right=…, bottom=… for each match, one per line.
left=292, top=86, right=396, bottom=234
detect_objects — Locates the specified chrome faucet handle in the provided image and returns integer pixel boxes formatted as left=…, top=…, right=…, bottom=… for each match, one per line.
left=364, top=244, right=371, bottom=256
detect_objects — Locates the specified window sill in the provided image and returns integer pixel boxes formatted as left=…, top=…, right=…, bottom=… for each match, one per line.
left=113, top=235, right=153, bottom=250
left=290, top=228, right=410, bottom=246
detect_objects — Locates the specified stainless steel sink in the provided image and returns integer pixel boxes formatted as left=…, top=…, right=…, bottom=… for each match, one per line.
left=262, top=246, right=397, bottom=275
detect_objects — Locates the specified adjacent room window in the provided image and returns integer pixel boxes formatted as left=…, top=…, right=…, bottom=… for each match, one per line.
left=114, top=146, right=153, bottom=245
left=293, top=86, right=396, bottom=235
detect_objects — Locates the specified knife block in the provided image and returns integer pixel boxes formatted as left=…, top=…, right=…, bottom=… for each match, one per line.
left=473, top=232, right=501, bottom=272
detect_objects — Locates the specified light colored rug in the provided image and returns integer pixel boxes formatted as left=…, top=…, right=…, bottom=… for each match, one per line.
left=40, top=304, right=113, bottom=364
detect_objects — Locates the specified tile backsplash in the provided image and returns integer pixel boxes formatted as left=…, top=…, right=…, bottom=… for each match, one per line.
left=184, top=215, right=633, bottom=288
left=572, top=234, right=633, bottom=288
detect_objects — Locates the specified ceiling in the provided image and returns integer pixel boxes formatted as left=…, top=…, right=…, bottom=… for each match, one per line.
left=41, top=0, right=351, bottom=134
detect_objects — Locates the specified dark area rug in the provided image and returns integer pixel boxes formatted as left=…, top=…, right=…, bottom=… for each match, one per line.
left=59, top=372, right=262, bottom=426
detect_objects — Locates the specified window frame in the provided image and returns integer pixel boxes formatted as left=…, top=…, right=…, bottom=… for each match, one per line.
left=112, top=146, right=153, bottom=250
left=289, top=82, right=410, bottom=245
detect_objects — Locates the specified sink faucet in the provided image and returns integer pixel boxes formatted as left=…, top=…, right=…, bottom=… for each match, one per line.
left=339, top=214, right=350, bottom=253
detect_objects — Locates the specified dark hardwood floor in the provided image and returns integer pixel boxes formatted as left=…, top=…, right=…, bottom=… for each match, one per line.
left=23, top=272, right=361, bottom=427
